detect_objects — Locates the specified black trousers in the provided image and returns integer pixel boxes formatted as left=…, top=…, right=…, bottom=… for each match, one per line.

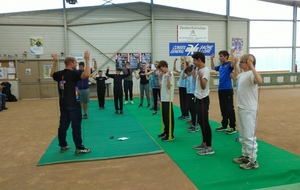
left=218, top=89, right=236, bottom=129
left=161, top=102, right=175, bottom=138
left=195, top=96, right=212, bottom=146
left=97, top=88, right=106, bottom=107
left=123, top=81, right=133, bottom=101
left=152, top=88, right=160, bottom=111
left=187, top=94, right=196, bottom=126
left=179, top=87, right=188, bottom=116
left=114, top=90, right=123, bottom=111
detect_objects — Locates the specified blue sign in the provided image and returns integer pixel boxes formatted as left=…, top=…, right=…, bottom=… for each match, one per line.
left=169, top=42, right=215, bottom=56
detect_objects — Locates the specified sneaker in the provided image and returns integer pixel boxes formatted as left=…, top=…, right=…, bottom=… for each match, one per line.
left=75, top=148, right=91, bottom=154
left=188, top=126, right=199, bottom=133
left=161, top=136, right=175, bottom=141
left=240, top=161, right=259, bottom=170
left=233, top=156, right=250, bottom=164
left=147, top=104, right=150, bottom=108
left=193, top=143, right=206, bottom=150
left=182, top=116, right=189, bottom=120
left=152, top=111, right=157, bottom=115
left=124, top=101, right=128, bottom=105
left=226, top=128, right=237, bottom=135
left=83, top=113, right=88, bottom=119
left=197, top=147, right=214, bottom=155
left=178, top=115, right=184, bottom=119
left=158, top=133, right=166, bottom=138
left=138, top=104, right=142, bottom=108
left=60, top=145, right=70, bottom=153
left=120, top=110, right=124, bottom=114
left=115, top=110, right=119, bottom=114
left=130, top=101, right=134, bottom=104
left=2, top=107, right=8, bottom=110
left=215, top=126, right=227, bottom=132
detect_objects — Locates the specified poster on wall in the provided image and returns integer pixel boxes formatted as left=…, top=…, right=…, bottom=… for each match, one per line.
left=43, top=65, right=52, bottom=78
left=140, top=53, right=152, bottom=69
left=128, top=53, right=140, bottom=69
left=177, top=25, right=208, bottom=42
left=115, top=53, right=128, bottom=68
left=0, top=67, right=7, bottom=79
left=30, top=37, right=44, bottom=55
left=232, top=37, right=243, bottom=57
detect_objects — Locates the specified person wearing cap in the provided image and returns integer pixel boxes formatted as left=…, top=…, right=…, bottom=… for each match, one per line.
left=106, top=65, right=130, bottom=114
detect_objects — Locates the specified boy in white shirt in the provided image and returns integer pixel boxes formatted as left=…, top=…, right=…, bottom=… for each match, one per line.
left=192, top=52, right=214, bottom=155
left=157, top=60, right=175, bottom=141
left=232, top=53, right=262, bottom=169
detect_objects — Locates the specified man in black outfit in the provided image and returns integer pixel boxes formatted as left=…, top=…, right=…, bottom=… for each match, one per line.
left=106, top=65, right=130, bottom=114
left=50, top=50, right=91, bottom=154
left=92, top=70, right=108, bottom=109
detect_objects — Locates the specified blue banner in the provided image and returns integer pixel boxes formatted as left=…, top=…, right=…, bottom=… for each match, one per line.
left=169, top=42, right=215, bottom=56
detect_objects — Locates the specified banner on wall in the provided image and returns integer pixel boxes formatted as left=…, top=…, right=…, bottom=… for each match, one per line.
left=30, top=37, right=44, bottom=55
left=177, top=25, right=208, bottom=42
left=169, top=42, right=215, bottom=56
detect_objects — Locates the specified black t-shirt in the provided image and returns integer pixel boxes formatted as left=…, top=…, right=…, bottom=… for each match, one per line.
left=139, top=70, right=150, bottom=84
left=96, top=77, right=107, bottom=89
left=106, top=69, right=130, bottom=92
left=53, top=69, right=81, bottom=107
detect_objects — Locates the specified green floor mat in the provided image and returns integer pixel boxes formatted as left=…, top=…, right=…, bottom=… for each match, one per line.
left=125, top=98, right=300, bottom=190
left=37, top=99, right=164, bottom=166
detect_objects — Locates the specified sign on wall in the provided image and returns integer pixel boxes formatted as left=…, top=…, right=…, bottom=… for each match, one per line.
left=232, top=37, right=243, bottom=56
left=30, top=37, right=44, bottom=55
left=177, top=25, right=208, bottom=42
left=169, top=42, right=215, bottom=56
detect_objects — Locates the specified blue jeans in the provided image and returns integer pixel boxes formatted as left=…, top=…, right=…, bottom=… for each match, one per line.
left=58, top=104, right=84, bottom=149
left=0, top=94, right=6, bottom=109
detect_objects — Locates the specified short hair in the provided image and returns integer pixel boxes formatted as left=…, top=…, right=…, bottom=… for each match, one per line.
left=192, top=52, right=205, bottom=63
left=126, top=62, right=130, bottom=65
left=158, top=60, right=168, bottom=69
left=98, top=70, right=102, bottom=73
left=64, top=56, right=76, bottom=66
left=184, top=65, right=194, bottom=74
left=116, top=67, right=122, bottom=71
left=240, top=53, right=256, bottom=67
left=218, top=50, right=229, bottom=58
left=79, top=62, right=85, bottom=66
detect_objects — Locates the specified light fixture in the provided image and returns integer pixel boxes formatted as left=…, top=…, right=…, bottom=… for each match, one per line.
left=66, top=0, right=78, bottom=4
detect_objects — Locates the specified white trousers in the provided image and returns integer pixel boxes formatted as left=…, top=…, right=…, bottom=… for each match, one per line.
left=238, top=107, right=258, bottom=162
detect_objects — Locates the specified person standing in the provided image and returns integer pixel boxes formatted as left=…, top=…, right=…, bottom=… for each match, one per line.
left=192, top=52, right=214, bottom=155
left=147, top=61, right=161, bottom=115
left=134, top=63, right=150, bottom=108
left=92, top=70, right=108, bottom=109
left=173, top=57, right=189, bottom=120
left=232, top=53, right=262, bottom=169
left=157, top=60, right=175, bottom=141
left=0, top=84, right=8, bottom=112
left=106, top=65, right=130, bottom=114
left=123, top=62, right=134, bottom=105
left=77, top=59, right=97, bottom=119
left=211, top=50, right=237, bottom=134
left=50, top=51, right=91, bottom=154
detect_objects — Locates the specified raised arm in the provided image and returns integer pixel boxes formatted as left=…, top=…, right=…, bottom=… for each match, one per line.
left=50, top=54, right=58, bottom=77
left=81, top=51, right=91, bottom=79
left=92, top=58, right=97, bottom=72
left=232, top=57, right=240, bottom=79
left=210, top=54, right=215, bottom=70
left=133, top=70, right=140, bottom=79
left=173, top=58, right=179, bottom=73
left=248, top=55, right=262, bottom=85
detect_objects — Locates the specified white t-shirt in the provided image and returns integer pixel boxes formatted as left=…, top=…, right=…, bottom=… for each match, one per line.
left=161, top=72, right=174, bottom=102
left=194, top=66, right=210, bottom=99
left=236, top=70, right=258, bottom=111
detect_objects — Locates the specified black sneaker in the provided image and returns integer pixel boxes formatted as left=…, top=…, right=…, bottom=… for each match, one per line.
left=215, top=126, right=227, bottom=132
left=161, top=136, right=175, bottom=141
left=115, top=110, right=119, bottom=114
left=138, top=104, right=142, bottom=108
left=158, top=133, right=166, bottom=138
left=147, top=104, right=150, bottom=108
left=120, top=110, right=124, bottom=114
left=152, top=111, right=157, bottom=115
left=60, top=145, right=70, bottom=153
left=75, top=148, right=91, bottom=154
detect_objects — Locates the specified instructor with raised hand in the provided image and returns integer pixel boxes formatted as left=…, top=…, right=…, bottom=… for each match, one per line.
left=50, top=51, right=91, bottom=155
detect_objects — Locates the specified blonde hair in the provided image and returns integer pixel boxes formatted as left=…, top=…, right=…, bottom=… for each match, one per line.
left=240, top=54, right=256, bottom=67
left=64, top=56, right=76, bottom=66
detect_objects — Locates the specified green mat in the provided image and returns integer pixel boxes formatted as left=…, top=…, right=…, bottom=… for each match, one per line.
left=125, top=98, right=300, bottom=190
left=37, top=99, right=164, bottom=166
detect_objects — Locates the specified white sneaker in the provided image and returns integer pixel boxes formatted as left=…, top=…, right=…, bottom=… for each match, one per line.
left=124, top=101, right=128, bottom=104
left=130, top=101, right=134, bottom=104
